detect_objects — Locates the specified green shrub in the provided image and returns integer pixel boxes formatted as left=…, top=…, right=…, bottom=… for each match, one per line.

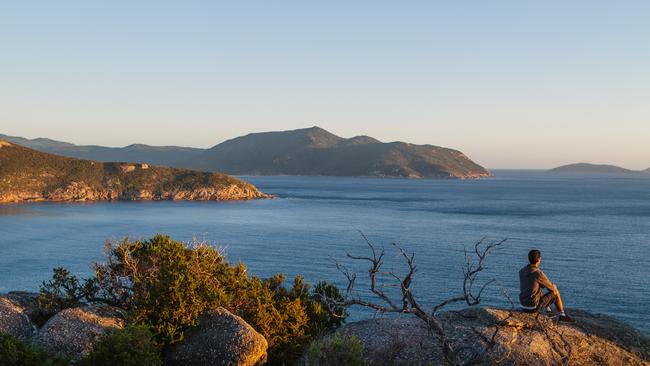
left=38, top=267, right=93, bottom=320
left=90, top=235, right=237, bottom=345
left=79, top=325, right=160, bottom=366
left=0, top=333, right=68, bottom=366
left=40, top=234, right=346, bottom=365
left=304, top=333, right=365, bottom=366
left=309, top=281, right=347, bottom=334
left=239, top=274, right=313, bottom=364
left=242, top=275, right=347, bottom=364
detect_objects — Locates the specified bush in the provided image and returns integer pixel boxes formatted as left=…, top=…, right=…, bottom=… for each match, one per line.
left=243, top=275, right=347, bottom=364
left=78, top=325, right=160, bottom=366
left=91, top=235, right=237, bottom=345
left=38, top=267, right=93, bottom=320
left=239, top=275, right=314, bottom=364
left=39, top=234, right=346, bottom=365
left=0, top=333, right=68, bottom=366
left=304, top=333, right=365, bottom=366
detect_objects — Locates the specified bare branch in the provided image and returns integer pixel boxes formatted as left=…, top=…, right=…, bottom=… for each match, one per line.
left=319, top=232, right=509, bottom=366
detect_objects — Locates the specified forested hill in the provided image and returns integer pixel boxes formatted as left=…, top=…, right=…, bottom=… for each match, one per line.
left=0, top=140, right=268, bottom=203
left=187, top=127, right=490, bottom=179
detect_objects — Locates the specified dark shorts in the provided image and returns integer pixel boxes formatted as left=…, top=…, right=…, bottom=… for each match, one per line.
left=537, top=291, right=557, bottom=310
left=521, top=292, right=556, bottom=313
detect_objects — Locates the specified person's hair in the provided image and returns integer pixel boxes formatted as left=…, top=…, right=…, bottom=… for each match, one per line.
left=528, top=249, right=541, bottom=264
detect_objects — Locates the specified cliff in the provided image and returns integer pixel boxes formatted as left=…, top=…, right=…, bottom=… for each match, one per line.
left=0, top=140, right=270, bottom=203
left=188, top=127, right=491, bottom=179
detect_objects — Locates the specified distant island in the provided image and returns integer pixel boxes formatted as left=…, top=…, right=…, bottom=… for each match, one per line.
left=1, top=127, right=490, bottom=179
left=550, top=163, right=649, bottom=174
left=0, top=140, right=269, bottom=203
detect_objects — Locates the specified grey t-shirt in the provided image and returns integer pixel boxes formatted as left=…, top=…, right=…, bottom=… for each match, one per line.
left=519, top=264, right=556, bottom=307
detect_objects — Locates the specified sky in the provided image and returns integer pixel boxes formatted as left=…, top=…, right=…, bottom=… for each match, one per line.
left=1, top=1, right=649, bottom=169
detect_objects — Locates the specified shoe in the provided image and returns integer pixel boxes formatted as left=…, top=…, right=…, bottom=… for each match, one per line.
left=558, top=315, right=575, bottom=323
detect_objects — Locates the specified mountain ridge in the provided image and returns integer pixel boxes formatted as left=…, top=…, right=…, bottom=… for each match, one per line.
left=187, top=126, right=489, bottom=179
left=0, top=133, right=203, bottom=168
left=1, top=127, right=490, bottom=179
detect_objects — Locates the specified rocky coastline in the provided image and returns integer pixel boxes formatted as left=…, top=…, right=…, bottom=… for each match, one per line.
left=2, top=291, right=648, bottom=365
left=0, top=182, right=270, bottom=203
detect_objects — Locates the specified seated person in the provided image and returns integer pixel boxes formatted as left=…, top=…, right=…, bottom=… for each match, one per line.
left=519, top=249, right=574, bottom=322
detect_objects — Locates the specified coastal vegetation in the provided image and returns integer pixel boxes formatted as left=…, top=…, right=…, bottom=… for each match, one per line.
left=29, top=234, right=345, bottom=365
left=0, top=141, right=269, bottom=202
left=0, top=333, right=67, bottom=366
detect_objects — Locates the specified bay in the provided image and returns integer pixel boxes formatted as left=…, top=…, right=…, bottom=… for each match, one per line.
left=1, top=171, right=649, bottom=334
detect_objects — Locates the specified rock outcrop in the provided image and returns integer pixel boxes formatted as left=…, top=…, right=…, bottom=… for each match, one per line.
left=34, top=305, right=125, bottom=360
left=0, top=295, right=36, bottom=339
left=1, top=292, right=42, bottom=324
left=165, top=307, right=268, bottom=366
left=331, top=307, right=650, bottom=366
left=0, top=140, right=271, bottom=203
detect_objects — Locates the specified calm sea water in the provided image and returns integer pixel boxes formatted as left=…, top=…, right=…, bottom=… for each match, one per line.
left=1, top=171, right=649, bottom=334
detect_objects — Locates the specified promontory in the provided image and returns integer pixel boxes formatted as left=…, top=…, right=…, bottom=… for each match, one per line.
left=0, top=140, right=269, bottom=203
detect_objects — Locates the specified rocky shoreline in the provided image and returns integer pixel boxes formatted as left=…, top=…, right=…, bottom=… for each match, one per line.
left=0, top=183, right=271, bottom=203
left=2, top=291, right=648, bottom=365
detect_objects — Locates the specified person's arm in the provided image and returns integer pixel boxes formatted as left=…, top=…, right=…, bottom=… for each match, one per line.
left=537, top=271, right=558, bottom=293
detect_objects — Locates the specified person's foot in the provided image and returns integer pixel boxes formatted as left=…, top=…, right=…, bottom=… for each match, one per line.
left=558, top=314, right=575, bottom=323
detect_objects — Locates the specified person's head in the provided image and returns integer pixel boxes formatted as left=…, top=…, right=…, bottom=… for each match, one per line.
left=528, top=249, right=541, bottom=266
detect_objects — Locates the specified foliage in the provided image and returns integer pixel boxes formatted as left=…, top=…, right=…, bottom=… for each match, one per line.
left=311, top=281, right=347, bottom=333
left=303, top=333, right=365, bottom=366
left=84, top=234, right=346, bottom=364
left=0, top=333, right=68, bottom=366
left=78, top=325, right=161, bottom=366
left=240, top=275, right=347, bottom=364
left=34, top=234, right=345, bottom=364
left=37, top=267, right=93, bottom=322
left=90, top=235, right=231, bottom=345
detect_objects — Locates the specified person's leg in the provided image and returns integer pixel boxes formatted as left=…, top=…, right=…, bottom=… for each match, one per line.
left=553, top=290, right=565, bottom=314
left=541, top=290, right=574, bottom=322
left=538, top=292, right=556, bottom=313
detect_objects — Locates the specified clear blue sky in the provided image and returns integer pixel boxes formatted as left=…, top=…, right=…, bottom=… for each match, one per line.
left=1, top=1, right=649, bottom=169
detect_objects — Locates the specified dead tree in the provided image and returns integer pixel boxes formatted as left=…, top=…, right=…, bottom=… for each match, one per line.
left=319, top=232, right=508, bottom=366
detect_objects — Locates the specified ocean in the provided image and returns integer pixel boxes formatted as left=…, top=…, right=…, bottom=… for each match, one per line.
left=1, top=171, right=649, bottom=334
